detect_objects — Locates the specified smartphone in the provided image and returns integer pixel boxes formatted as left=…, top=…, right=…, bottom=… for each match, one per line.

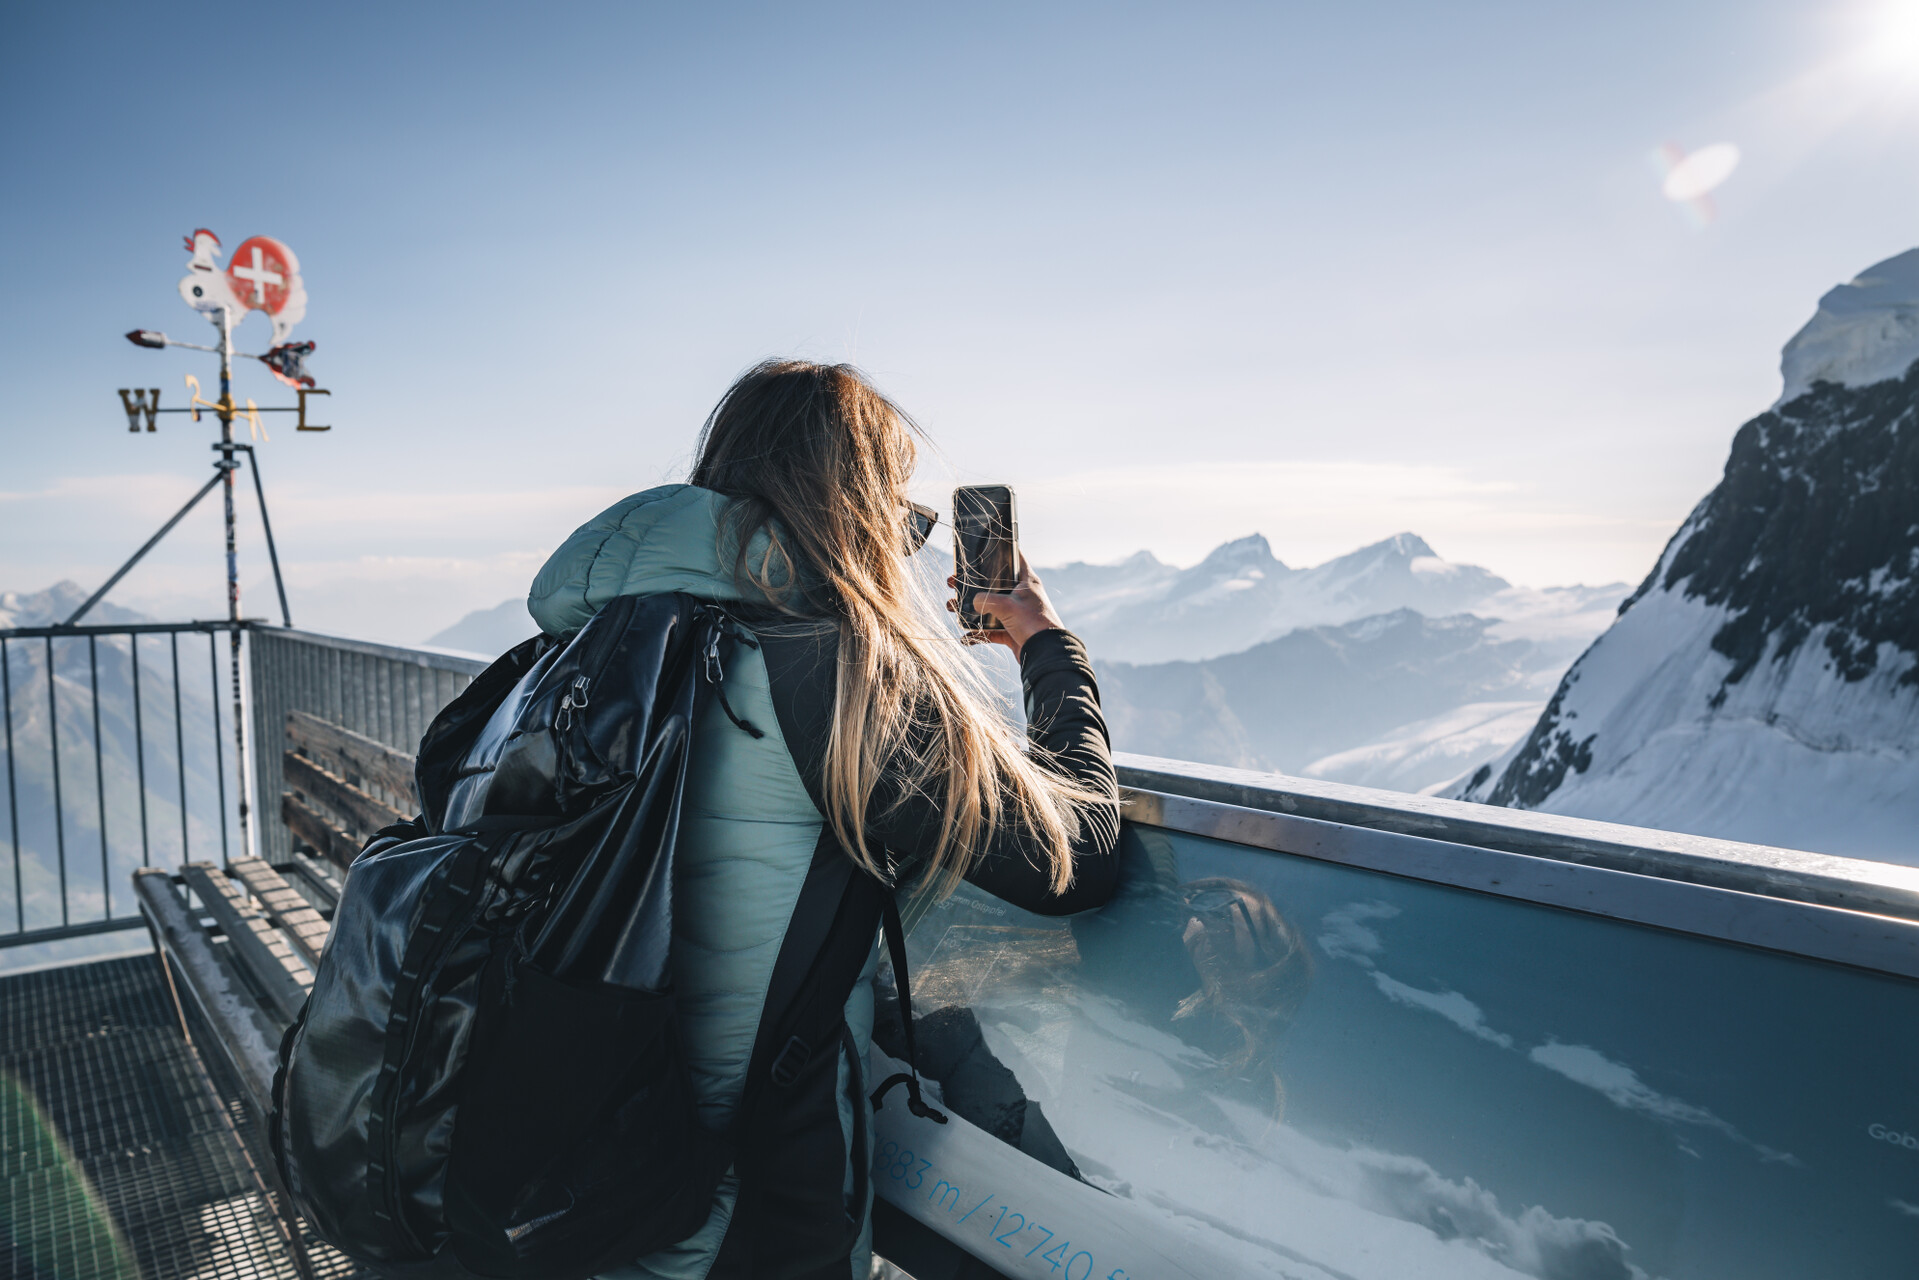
left=952, top=484, right=1019, bottom=631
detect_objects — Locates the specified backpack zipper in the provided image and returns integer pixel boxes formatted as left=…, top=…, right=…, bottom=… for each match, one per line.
left=554, top=676, right=591, bottom=731
left=550, top=595, right=638, bottom=732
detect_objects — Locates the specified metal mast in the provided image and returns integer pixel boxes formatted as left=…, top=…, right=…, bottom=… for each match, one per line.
left=215, top=306, right=252, bottom=856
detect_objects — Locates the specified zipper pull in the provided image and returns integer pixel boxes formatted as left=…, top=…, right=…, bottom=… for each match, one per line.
left=555, top=675, right=591, bottom=731
left=704, top=631, right=724, bottom=686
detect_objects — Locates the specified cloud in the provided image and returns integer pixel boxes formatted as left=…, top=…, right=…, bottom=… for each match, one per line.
left=1528, top=1041, right=1797, bottom=1165
left=1371, top=972, right=1515, bottom=1048
left=1316, top=900, right=1398, bottom=966
left=1891, top=1198, right=1919, bottom=1219
left=1355, top=1154, right=1650, bottom=1280
left=1220, top=1099, right=1655, bottom=1280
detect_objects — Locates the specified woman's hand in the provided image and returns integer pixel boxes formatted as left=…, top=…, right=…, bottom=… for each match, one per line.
left=947, top=551, right=1067, bottom=660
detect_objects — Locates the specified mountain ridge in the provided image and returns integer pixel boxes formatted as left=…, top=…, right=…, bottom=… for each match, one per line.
left=1454, top=248, right=1919, bottom=864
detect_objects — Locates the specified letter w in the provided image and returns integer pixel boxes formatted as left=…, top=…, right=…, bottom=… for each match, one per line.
left=119, top=388, right=161, bottom=432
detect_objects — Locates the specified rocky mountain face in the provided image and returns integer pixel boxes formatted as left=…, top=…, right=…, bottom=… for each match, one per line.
left=1454, top=250, right=1919, bottom=863
left=0, top=581, right=147, bottom=630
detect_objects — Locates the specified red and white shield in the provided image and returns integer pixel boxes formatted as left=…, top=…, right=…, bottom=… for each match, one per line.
left=217, top=233, right=309, bottom=344
left=226, top=236, right=296, bottom=313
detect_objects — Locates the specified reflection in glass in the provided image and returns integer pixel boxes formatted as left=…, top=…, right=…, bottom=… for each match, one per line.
left=876, top=825, right=1919, bottom=1279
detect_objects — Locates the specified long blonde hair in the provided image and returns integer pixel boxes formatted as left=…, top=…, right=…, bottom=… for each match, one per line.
left=690, top=359, right=1103, bottom=896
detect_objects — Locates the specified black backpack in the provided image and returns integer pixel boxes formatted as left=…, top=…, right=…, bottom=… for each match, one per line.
left=270, top=592, right=943, bottom=1279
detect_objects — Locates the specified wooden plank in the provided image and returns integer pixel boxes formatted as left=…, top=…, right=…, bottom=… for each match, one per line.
left=230, top=857, right=331, bottom=967
left=284, top=751, right=409, bottom=839
left=133, top=869, right=284, bottom=1113
left=286, top=709, right=418, bottom=808
left=281, top=852, right=344, bottom=913
left=282, top=790, right=363, bottom=872
left=180, top=862, right=312, bottom=1024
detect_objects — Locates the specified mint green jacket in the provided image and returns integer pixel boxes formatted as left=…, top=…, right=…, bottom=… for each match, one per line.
left=529, top=485, right=877, bottom=1280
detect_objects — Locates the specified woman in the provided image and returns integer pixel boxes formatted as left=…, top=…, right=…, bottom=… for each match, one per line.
left=526, top=360, right=1122, bottom=1280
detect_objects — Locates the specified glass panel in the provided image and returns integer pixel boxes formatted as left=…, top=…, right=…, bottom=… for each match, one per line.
left=872, top=824, right=1919, bottom=1280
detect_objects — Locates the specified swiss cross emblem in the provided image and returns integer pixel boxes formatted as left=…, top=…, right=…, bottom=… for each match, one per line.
left=179, top=229, right=309, bottom=344
left=227, top=236, right=295, bottom=314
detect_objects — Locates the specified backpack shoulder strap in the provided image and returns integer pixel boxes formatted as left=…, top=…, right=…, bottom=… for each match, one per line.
left=867, top=888, right=947, bottom=1123
left=739, top=828, right=861, bottom=1108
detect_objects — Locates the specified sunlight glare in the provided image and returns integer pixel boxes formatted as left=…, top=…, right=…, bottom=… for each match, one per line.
left=1866, top=0, right=1919, bottom=72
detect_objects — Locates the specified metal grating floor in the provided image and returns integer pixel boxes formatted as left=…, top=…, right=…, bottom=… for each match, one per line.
left=0, top=954, right=351, bottom=1280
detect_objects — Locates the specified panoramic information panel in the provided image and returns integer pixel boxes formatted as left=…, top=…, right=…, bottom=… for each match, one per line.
left=870, top=824, right=1919, bottom=1280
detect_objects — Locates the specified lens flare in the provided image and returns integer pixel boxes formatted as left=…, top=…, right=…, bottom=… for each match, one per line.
left=1649, top=142, right=1741, bottom=229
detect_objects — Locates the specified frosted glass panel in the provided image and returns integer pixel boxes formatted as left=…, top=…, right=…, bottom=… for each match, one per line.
left=871, top=824, right=1919, bottom=1280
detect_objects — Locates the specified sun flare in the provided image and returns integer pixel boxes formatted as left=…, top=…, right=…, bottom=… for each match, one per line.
left=1865, top=0, right=1919, bottom=72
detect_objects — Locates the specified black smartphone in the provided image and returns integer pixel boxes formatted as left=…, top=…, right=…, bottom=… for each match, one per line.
left=953, top=484, right=1019, bottom=631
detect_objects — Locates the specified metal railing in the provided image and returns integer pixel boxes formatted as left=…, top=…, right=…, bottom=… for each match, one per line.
left=0, top=620, right=246, bottom=948
left=0, top=620, right=491, bottom=947
left=246, top=627, right=486, bottom=864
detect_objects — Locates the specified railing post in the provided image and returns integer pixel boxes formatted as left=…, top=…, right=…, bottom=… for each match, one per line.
left=208, top=632, right=230, bottom=869
left=131, top=634, right=150, bottom=868
left=2, top=638, right=19, bottom=932
left=171, top=632, right=188, bottom=864
left=89, top=636, right=109, bottom=919
left=45, top=637, right=67, bottom=927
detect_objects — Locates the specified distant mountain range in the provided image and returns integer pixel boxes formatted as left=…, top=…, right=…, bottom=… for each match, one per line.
left=0, top=583, right=233, bottom=952
left=1048, top=532, right=1528, bottom=664
left=1454, top=249, right=1919, bottom=865
left=422, top=533, right=1627, bottom=796
left=1043, top=533, right=1625, bottom=792
left=427, top=597, right=535, bottom=657
left=1096, top=608, right=1578, bottom=779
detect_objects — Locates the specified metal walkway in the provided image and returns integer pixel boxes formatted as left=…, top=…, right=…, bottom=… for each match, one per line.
left=0, top=954, right=346, bottom=1280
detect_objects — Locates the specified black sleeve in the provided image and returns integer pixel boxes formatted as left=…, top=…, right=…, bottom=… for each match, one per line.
left=758, top=624, right=1122, bottom=917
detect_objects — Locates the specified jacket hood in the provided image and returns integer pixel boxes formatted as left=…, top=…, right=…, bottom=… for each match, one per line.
left=527, top=484, right=792, bottom=636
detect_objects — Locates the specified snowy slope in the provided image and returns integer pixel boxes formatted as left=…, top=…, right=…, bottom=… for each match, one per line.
left=1454, top=249, right=1919, bottom=864
left=1096, top=610, right=1570, bottom=777
left=1776, top=248, right=1919, bottom=405
left=1299, top=700, right=1546, bottom=795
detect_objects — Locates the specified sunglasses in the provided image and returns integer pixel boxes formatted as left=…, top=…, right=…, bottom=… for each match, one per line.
left=904, top=500, right=939, bottom=554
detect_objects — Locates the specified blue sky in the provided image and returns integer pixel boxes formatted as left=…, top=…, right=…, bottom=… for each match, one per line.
left=5, top=1, right=1919, bottom=643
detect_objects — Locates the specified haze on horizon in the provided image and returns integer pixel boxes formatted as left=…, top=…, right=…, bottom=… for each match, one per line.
left=6, top=1, right=1919, bottom=645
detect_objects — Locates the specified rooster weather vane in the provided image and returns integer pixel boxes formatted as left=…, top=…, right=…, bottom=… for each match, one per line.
left=71, top=229, right=339, bottom=859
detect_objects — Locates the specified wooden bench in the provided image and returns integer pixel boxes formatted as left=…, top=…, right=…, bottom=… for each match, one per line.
left=133, top=708, right=423, bottom=1113
left=280, top=710, right=418, bottom=871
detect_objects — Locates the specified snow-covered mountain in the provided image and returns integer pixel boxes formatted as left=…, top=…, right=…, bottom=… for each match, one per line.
left=1, top=580, right=148, bottom=630
left=1454, top=249, right=1919, bottom=864
left=0, top=583, right=232, bottom=964
left=1045, top=532, right=1610, bottom=665
left=1096, top=609, right=1574, bottom=779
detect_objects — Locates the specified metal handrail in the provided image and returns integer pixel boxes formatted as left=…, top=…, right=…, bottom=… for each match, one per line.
left=1119, top=776, right=1919, bottom=980
left=9, top=616, right=1914, bottom=965
left=1117, top=753, right=1919, bottom=921
left=0, top=619, right=251, bottom=948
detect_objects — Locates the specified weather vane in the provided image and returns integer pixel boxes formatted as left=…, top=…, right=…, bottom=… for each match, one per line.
left=67, top=229, right=337, bottom=859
